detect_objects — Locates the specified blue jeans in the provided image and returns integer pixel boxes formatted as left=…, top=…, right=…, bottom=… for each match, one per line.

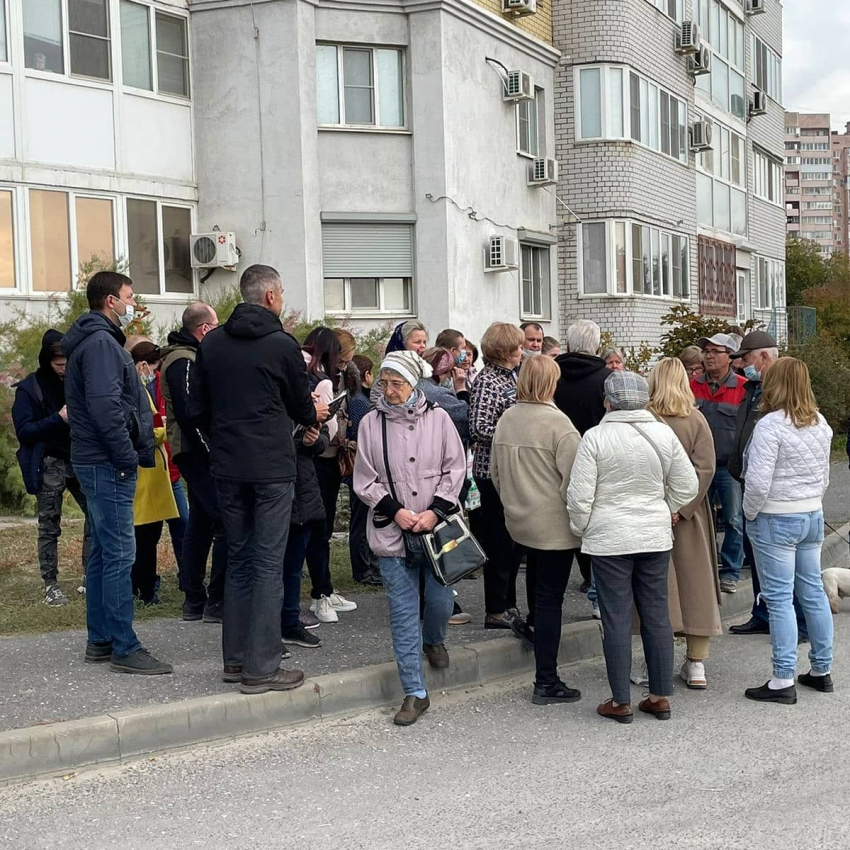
left=710, top=467, right=744, bottom=582
left=587, top=571, right=598, bottom=604
left=748, top=511, right=833, bottom=680
left=378, top=556, right=454, bottom=698
left=168, top=479, right=189, bottom=577
left=74, top=463, right=141, bottom=658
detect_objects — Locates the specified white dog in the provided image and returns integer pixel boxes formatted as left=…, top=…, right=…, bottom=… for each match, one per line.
left=822, top=568, right=850, bottom=614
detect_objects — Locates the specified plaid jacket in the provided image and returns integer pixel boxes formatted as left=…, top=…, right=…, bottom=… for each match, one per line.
left=469, top=364, right=517, bottom=479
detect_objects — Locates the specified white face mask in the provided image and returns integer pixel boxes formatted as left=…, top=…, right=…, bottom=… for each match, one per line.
left=112, top=301, right=135, bottom=329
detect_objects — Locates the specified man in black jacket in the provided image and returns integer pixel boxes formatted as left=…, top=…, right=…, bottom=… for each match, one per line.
left=62, top=271, right=171, bottom=675
left=189, top=264, right=328, bottom=694
left=12, top=330, right=90, bottom=606
left=160, top=302, right=227, bottom=623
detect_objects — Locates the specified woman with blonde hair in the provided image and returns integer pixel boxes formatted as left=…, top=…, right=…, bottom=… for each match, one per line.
left=743, top=357, right=834, bottom=705
left=647, top=357, right=722, bottom=689
left=492, top=355, right=583, bottom=705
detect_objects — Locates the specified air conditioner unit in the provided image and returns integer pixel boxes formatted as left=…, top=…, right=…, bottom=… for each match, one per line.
left=690, top=120, right=713, bottom=152
left=750, top=89, right=768, bottom=116
left=486, top=235, right=519, bottom=272
left=503, top=0, right=537, bottom=16
left=528, top=157, right=559, bottom=187
left=746, top=0, right=766, bottom=15
left=190, top=232, right=239, bottom=269
left=675, top=21, right=700, bottom=55
left=503, top=70, right=535, bottom=102
left=688, top=46, right=712, bottom=77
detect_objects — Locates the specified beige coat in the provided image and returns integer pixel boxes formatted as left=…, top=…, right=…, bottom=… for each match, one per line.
left=491, top=401, right=581, bottom=551
left=663, top=409, right=722, bottom=637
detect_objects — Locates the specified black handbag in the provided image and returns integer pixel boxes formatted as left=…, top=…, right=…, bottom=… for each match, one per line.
left=380, top=413, right=485, bottom=585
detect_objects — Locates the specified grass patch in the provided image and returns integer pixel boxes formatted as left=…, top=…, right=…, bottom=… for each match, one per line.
left=0, top=522, right=375, bottom=637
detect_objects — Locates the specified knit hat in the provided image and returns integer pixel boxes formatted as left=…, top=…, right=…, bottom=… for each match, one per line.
left=379, top=350, right=433, bottom=387
left=604, top=370, right=649, bottom=411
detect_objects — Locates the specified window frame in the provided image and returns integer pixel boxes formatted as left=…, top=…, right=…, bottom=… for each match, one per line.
left=575, top=64, right=687, bottom=165
left=693, top=0, right=746, bottom=120
left=577, top=218, right=690, bottom=300
left=519, top=243, right=551, bottom=320
left=0, top=0, right=9, bottom=64
left=644, top=0, right=683, bottom=23
left=516, top=87, right=544, bottom=159
left=753, top=147, right=784, bottom=206
left=0, top=184, right=18, bottom=292
left=323, top=276, right=415, bottom=318
left=755, top=256, right=786, bottom=311
left=695, top=116, right=747, bottom=236
left=316, top=43, right=408, bottom=131
left=154, top=9, right=190, bottom=99
left=751, top=34, right=783, bottom=103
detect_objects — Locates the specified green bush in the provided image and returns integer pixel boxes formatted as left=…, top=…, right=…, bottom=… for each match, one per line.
left=657, top=304, right=760, bottom=359
left=788, top=332, right=850, bottom=433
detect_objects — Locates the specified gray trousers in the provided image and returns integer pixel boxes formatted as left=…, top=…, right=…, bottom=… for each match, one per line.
left=37, top=457, right=91, bottom=585
left=215, top=479, right=294, bottom=679
left=591, top=550, right=674, bottom=704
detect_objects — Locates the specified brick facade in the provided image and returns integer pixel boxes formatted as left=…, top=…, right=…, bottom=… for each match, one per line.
left=470, top=0, right=553, bottom=45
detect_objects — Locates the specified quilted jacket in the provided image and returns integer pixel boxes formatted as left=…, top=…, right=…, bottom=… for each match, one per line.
left=742, top=411, right=833, bottom=521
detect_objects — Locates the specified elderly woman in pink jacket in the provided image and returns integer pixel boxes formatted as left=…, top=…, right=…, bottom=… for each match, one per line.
left=354, top=350, right=466, bottom=727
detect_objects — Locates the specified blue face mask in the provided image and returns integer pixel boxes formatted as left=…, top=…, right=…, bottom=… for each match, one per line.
left=456, top=350, right=467, bottom=365
left=743, top=364, right=760, bottom=381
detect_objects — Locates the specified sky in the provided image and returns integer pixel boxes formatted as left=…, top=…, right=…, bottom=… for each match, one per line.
left=783, top=2, right=850, bottom=129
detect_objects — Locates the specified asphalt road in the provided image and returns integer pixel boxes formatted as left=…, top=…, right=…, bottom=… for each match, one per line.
left=1, top=612, right=848, bottom=850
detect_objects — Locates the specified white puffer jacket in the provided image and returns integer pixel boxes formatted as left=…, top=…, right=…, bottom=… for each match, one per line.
left=567, top=409, right=699, bottom=556
left=743, top=410, right=832, bottom=521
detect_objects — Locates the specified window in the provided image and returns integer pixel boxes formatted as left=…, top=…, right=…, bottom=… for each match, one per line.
left=23, top=0, right=64, bottom=73
left=316, top=44, right=405, bottom=128
left=579, top=220, right=688, bottom=298
left=576, top=65, right=686, bottom=163
left=736, top=270, right=749, bottom=322
left=156, top=12, right=189, bottom=97
left=119, top=4, right=189, bottom=96
left=29, top=190, right=71, bottom=292
left=698, top=236, right=736, bottom=317
left=693, top=0, right=745, bottom=120
left=322, top=222, right=414, bottom=314
left=75, top=196, right=114, bottom=268
left=755, top=256, right=785, bottom=310
left=0, top=0, right=7, bottom=62
left=646, top=0, right=683, bottom=21
left=804, top=202, right=833, bottom=210
left=0, top=190, right=14, bottom=289
left=120, top=1, right=151, bottom=90
left=696, top=119, right=746, bottom=235
left=127, top=199, right=192, bottom=295
left=517, top=89, right=544, bottom=157
left=520, top=245, right=551, bottom=319
left=753, top=148, right=783, bottom=204
left=801, top=171, right=832, bottom=181
left=752, top=35, right=782, bottom=102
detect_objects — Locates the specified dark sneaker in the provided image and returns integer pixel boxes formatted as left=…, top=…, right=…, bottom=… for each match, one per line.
left=579, top=579, right=591, bottom=594
left=240, top=668, right=305, bottom=695
left=281, top=624, right=322, bottom=648
left=85, top=642, right=113, bottom=664
left=182, top=601, right=204, bottom=622
left=44, top=583, right=69, bottom=607
left=510, top=618, right=535, bottom=650
left=744, top=681, right=797, bottom=705
left=797, top=672, right=834, bottom=693
left=423, top=643, right=450, bottom=669
left=720, top=579, right=738, bottom=594
left=484, top=614, right=513, bottom=630
left=110, top=648, right=173, bottom=675
left=393, top=695, right=430, bottom=726
left=299, top=608, right=321, bottom=630
left=203, top=601, right=224, bottom=624
left=222, top=665, right=242, bottom=683
left=532, top=681, right=581, bottom=705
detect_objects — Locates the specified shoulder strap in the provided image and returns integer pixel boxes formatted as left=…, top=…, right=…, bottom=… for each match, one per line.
left=627, top=422, right=668, bottom=483
left=380, top=413, right=400, bottom=504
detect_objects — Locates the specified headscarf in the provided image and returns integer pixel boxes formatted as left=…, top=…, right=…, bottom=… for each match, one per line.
left=379, top=350, right=432, bottom=388
left=421, top=347, right=455, bottom=382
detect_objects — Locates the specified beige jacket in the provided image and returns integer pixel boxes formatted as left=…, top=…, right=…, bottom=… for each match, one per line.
left=491, top=401, right=581, bottom=551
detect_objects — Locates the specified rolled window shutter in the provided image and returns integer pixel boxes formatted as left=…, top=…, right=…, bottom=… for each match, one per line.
left=322, top=223, right=413, bottom=277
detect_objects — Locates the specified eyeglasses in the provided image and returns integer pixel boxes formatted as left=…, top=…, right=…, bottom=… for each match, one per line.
left=703, top=348, right=728, bottom=357
left=686, top=366, right=704, bottom=376
left=378, top=379, right=408, bottom=391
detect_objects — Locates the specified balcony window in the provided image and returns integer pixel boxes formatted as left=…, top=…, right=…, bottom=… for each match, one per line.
left=0, top=190, right=14, bottom=289
left=29, top=190, right=72, bottom=292
left=127, top=199, right=193, bottom=295
left=156, top=12, right=189, bottom=97
left=120, top=1, right=151, bottom=90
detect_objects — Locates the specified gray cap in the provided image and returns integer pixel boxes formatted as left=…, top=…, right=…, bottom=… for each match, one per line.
left=697, top=333, right=740, bottom=354
left=736, top=330, right=777, bottom=354
left=604, top=370, right=649, bottom=411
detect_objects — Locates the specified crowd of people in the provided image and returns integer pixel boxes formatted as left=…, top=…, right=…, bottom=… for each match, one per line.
left=11, top=266, right=837, bottom=726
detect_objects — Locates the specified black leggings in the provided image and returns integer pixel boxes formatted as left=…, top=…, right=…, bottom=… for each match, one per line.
left=305, top=456, right=339, bottom=599
left=132, top=521, right=163, bottom=603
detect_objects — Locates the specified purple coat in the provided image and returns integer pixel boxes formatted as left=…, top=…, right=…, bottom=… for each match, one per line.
left=353, top=393, right=466, bottom=558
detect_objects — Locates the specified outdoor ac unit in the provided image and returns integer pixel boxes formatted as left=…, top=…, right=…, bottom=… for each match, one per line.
left=503, top=70, right=535, bottom=102
left=750, top=90, right=768, bottom=116
left=675, top=21, right=700, bottom=55
left=486, top=235, right=519, bottom=272
left=503, top=0, right=537, bottom=16
left=190, top=232, right=239, bottom=269
left=528, top=157, right=559, bottom=187
left=688, top=46, right=712, bottom=77
left=746, top=0, right=766, bottom=14
left=690, top=121, right=713, bottom=152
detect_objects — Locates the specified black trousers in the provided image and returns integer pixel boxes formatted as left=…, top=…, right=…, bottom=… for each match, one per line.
left=176, top=453, right=228, bottom=609
left=574, top=551, right=592, bottom=583
left=305, top=456, right=338, bottom=599
left=348, top=485, right=377, bottom=581
left=475, top=477, right=522, bottom=616
left=529, top=547, right=576, bottom=686
left=132, top=521, right=163, bottom=603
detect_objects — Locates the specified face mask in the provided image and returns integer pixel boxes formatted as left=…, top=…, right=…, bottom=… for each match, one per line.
left=743, top=364, right=760, bottom=381
left=455, top=350, right=467, bottom=365
left=142, top=370, right=155, bottom=386
left=112, top=302, right=135, bottom=329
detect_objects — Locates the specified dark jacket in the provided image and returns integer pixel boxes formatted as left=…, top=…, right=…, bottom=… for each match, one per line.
left=292, top=426, right=330, bottom=526
left=417, top=380, right=470, bottom=446
left=728, top=379, right=762, bottom=483
left=552, top=352, right=609, bottom=436
left=62, top=312, right=155, bottom=473
left=692, top=371, right=748, bottom=466
left=161, top=326, right=207, bottom=460
left=188, top=303, right=318, bottom=483
left=12, top=330, right=70, bottom=494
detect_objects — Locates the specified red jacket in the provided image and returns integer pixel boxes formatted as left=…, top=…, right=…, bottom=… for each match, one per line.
left=690, top=370, right=747, bottom=465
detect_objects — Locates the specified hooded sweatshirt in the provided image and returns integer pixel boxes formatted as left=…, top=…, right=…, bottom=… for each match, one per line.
left=187, top=302, right=318, bottom=483
left=160, top=326, right=208, bottom=460
left=552, top=352, right=609, bottom=436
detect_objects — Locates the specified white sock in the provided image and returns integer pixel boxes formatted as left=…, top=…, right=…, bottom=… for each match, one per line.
left=768, top=677, right=794, bottom=690
left=809, top=670, right=829, bottom=677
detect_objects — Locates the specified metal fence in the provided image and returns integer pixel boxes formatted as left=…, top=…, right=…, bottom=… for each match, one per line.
left=785, top=306, right=817, bottom=347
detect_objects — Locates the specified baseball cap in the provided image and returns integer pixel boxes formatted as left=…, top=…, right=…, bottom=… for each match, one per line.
left=736, top=330, right=777, bottom=354
left=697, top=333, right=739, bottom=354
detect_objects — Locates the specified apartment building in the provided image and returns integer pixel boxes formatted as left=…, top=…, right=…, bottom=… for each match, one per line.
left=831, top=123, right=850, bottom=254
left=554, top=0, right=787, bottom=348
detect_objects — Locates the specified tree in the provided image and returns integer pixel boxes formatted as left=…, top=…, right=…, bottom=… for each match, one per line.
left=785, top=238, right=826, bottom=307
left=803, top=256, right=850, bottom=350
left=656, top=305, right=758, bottom=359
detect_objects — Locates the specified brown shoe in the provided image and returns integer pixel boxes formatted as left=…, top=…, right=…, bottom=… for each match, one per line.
left=239, top=668, right=305, bottom=695
left=423, top=643, right=450, bottom=669
left=222, top=665, right=242, bottom=683
left=639, top=696, right=671, bottom=720
left=393, top=695, right=430, bottom=726
left=597, top=698, right=633, bottom=724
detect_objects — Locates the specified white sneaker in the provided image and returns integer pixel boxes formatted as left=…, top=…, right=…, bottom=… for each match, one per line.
left=680, top=659, right=707, bottom=689
left=630, top=660, right=649, bottom=687
left=312, top=596, right=339, bottom=623
left=328, top=591, right=357, bottom=612
left=590, top=602, right=601, bottom=620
